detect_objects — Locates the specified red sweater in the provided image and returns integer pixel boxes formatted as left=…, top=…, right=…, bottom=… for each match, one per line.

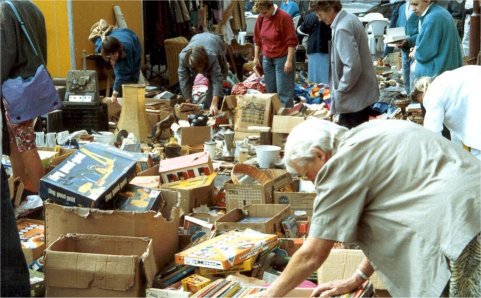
left=254, top=7, right=298, bottom=58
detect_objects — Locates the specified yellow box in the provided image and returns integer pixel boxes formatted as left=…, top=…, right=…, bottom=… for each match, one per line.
left=181, top=274, right=211, bottom=293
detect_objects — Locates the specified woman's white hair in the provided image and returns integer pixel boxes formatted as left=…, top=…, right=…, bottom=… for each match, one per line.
left=283, top=118, right=347, bottom=174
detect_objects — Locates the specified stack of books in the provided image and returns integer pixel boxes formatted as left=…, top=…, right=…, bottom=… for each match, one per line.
left=190, top=279, right=266, bottom=298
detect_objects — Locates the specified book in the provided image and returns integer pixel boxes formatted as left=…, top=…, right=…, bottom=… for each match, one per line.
left=384, top=27, right=408, bottom=43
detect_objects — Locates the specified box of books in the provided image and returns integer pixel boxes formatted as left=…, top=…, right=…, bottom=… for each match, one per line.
left=175, top=229, right=278, bottom=270
left=216, top=204, right=291, bottom=235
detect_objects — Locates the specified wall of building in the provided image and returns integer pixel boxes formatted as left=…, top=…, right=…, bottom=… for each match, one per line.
left=34, top=0, right=144, bottom=78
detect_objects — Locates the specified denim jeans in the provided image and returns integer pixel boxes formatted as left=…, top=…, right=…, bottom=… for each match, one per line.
left=263, top=55, right=295, bottom=107
left=1, top=165, right=30, bottom=297
left=401, top=50, right=413, bottom=94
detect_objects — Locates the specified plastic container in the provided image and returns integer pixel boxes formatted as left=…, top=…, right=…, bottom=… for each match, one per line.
left=255, top=145, right=281, bottom=168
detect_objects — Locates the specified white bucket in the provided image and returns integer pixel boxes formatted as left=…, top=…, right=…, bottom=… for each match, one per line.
left=255, top=145, right=281, bottom=168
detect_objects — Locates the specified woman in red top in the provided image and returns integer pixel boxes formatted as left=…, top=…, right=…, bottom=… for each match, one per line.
left=253, top=0, right=298, bottom=108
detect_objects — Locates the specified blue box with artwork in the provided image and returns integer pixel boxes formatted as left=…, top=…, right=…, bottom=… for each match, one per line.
left=39, top=143, right=138, bottom=208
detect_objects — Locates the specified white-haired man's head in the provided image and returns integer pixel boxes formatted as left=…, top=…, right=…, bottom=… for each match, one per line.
left=283, top=118, right=347, bottom=180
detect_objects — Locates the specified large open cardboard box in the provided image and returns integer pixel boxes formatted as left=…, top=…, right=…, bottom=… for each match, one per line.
left=318, top=249, right=386, bottom=290
left=216, top=204, right=291, bottom=235
left=162, top=173, right=216, bottom=214
left=44, top=233, right=156, bottom=297
left=271, top=115, right=305, bottom=149
left=44, top=188, right=181, bottom=270
left=139, top=164, right=215, bottom=214
left=175, top=126, right=211, bottom=146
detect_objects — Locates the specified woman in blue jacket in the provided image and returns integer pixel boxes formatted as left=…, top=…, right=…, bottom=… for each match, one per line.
left=410, top=0, right=463, bottom=80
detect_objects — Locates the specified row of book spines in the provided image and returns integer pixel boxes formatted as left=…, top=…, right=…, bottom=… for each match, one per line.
left=191, top=279, right=266, bottom=298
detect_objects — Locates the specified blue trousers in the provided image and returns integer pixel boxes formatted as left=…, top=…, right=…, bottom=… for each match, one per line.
left=1, top=165, right=30, bottom=297
left=401, top=50, right=413, bottom=94
left=263, top=55, right=295, bottom=108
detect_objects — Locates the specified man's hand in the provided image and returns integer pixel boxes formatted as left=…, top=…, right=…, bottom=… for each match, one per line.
left=210, top=96, right=220, bottom=116
left=311, top=276, right=361, bottom=297
left=395, top=40, right=409, bottom=49
left=210, top=104, right=219, bottom=116
left=409, top=47, right=416, bottom=59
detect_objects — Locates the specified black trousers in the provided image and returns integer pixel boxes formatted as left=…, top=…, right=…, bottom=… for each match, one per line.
left=338, top=106, right=372, bottom=129
left=1, top=165, right=30, bottom=297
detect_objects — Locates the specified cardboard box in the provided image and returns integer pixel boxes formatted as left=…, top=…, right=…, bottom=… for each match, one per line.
left=225, top=169, right=292, bottom=211
left=175, top=229, right=278, bottom=270
left=44, top=233, right=156, bottom=297
left=271, top=133, right=288, bottom=149
left=17, top=219, right=45, bottom=264
left=216, top=204, right=291, bottom=235
left=158, top=152, right=213, bottom=184
left=162, top=173, right=216, bottom=214
left=37, top=147, right=77, bottom=170
left=115, top=184, right=165, bottom=212
left=271, top=115, right=305, bottom=149
left=44, top=192, right=180, bottom=270
left=183, top=213, right=216, bottom=235
left=274, top=191, right=316, bottom=217
left=138, top=165, right=214, bottom=214
left=176, top=126, right=211, bottom=146
left=317, top=249, right=386, bottom=290
left=221, top=94, right=282, bottom=134
left=271, top=115, right=305, bottom=134
left=39, top=143, right=138, bottom=208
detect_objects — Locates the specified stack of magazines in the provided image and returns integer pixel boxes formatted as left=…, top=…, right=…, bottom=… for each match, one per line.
left=190, top=279, right=265, bottom=298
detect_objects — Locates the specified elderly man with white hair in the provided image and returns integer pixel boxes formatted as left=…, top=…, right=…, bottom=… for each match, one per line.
left=261, top=118, right=480, bottom=297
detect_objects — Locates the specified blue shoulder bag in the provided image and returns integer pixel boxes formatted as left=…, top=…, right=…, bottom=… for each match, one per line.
left=1, top=0, right=62, bottom=124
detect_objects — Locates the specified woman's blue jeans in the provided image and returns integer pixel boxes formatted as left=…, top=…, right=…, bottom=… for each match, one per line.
left=262, top=55, right=295, bottom=108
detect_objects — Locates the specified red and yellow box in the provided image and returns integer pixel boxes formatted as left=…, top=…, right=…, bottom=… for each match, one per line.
left=181, top=274, right=211, bottom=293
